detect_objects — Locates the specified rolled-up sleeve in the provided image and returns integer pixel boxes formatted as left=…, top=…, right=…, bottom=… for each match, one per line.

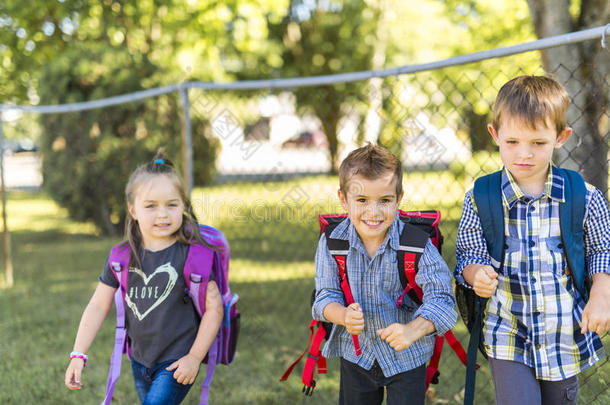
left=584, top=186, right=610, bottom=276
left=414, top=240, right=457, bottom=336
left=312, top=234, right=345, bottom=322
left=454, top=191, right=493, bottom=286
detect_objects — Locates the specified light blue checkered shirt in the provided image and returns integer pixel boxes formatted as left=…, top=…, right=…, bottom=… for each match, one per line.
left=455, top=165, right=610, bottom=380
left=312, top=214, right=457, bottom=377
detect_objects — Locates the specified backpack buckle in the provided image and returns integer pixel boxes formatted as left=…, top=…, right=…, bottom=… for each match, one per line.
left=302, top=380, right=316, bottom=396
left=111, top=262, right=122, bottom=272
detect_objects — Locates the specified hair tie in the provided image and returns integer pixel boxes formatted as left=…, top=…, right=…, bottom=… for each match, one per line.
left=154, top=158, right=165, bottom=164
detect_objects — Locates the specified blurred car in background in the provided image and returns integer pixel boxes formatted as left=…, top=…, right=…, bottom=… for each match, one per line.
left=281, top=130, right=328, bottom=149
left=1, top=138, right=38, bottom=154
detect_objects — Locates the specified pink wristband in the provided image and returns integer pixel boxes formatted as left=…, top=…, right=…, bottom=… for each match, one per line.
left=69, top=351, right=88, bottom=367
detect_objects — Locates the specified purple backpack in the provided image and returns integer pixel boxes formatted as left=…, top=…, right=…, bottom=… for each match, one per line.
left=102, top=225, right=238, bottom=405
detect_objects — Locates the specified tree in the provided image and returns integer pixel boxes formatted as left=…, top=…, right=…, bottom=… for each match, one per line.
left=432, top=1, right=539, bottom=156
left=268, top=0, right=378, bottom=173
left=525, top=0, right=609, bottom=193
left=2, top=0, right=282, bottom=234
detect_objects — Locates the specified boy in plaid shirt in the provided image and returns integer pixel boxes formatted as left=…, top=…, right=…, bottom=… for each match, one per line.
left=455, top=75, right=610, bottom=405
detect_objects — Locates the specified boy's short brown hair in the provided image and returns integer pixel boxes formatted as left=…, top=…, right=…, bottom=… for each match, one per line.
left=493, top=75, right=570, bottom=134
left=339, top=143, right=403, bottom=196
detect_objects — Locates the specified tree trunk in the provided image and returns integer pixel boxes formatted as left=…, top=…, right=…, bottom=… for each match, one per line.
left=321, top=114, right=340, bottom=175
left=525, top=0, right=609, bottom=194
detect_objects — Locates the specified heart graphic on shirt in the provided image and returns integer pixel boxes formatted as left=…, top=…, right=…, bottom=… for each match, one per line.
left=125, top=262, right=178, bottom=321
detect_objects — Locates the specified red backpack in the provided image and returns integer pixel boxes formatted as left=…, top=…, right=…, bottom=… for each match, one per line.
left=280, top=210, right=468, bottom=395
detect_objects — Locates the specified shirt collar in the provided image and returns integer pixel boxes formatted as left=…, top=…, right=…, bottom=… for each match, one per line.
left=501, top=163, right=565, bottom=209
left=329, top=212, right=402, bottom=254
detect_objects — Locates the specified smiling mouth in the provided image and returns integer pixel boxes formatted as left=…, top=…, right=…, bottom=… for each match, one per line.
left=363, top=220, right=383, bottom=227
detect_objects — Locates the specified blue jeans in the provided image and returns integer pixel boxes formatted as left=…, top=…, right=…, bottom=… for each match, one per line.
left=131, top=358, right=194, bottom=405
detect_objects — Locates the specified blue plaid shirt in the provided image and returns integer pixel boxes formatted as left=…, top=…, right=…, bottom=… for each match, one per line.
left=313, top=214, right=457, bottom=377
left=455, top=165, right=610, bottom=380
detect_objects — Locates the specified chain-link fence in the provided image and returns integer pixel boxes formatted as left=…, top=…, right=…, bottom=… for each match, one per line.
left=1, top=27, right=608, bottom=404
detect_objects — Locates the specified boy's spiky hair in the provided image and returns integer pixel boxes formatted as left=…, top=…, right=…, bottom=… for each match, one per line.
left=339, top=143, right=403, bottom=196
left=493, top=75, right=570, bottom=134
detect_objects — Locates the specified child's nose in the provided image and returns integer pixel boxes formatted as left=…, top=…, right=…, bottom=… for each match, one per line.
left=366, top=202, right=381, bottom=215
left=518, top=145, right=534, bottom=158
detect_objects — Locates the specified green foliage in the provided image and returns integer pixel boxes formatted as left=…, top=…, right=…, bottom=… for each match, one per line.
left=37, top=44, right=218, bottom=235
left=268, top=0, right=378, bottom=172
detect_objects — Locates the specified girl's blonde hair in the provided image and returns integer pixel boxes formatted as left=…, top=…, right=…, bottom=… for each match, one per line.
left=124, top=151, right=208, bottom=269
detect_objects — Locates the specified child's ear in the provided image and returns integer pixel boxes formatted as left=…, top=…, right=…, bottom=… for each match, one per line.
left=555, top=127, right=572, bottom=149
left=397, top=190, right=404, bottom=206
left=488, top=124, right=500, bottom=145
left=338, top=189, right=348, bottom=211
left=127, top=202, right=137, bottom=220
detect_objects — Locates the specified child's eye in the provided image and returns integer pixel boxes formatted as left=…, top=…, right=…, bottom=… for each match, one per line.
left=168, top=203, right=178, bottom=207
left=145, top=204, right=155, bottom=209
left=380, top=199, right=391, bottom=204
left=506, top=140, right=517, bottom=144
left=356, top=198, right=366, bottom=203
left=534, top=142, right=546, bottom=146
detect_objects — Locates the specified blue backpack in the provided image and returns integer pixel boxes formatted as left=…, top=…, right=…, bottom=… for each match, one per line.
left=457, top=168, right=587, bottom=405
left=102, top=225, right=238, bottom=405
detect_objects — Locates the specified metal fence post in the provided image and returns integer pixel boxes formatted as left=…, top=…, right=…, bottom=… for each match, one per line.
left=0, top=117, right=13, bottom=287
left=180, top=87, right=194, bottom=195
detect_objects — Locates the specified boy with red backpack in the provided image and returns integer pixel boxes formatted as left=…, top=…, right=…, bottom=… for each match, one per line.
left=312, top=144, right=457, bottom=405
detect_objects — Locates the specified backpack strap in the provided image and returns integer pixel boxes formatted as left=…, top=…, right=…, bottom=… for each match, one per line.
left=190, top=225, right=238, bottom=405
left=183, top=236, right=222, bottom=405
left=395, top=223, right=429, bottom=307
left=103, top=242, right=131, bottom=405
left=473, top=171, right=505, bottom=269
left=463, top=170, right=504, bottom=405
left=323, top=221, right=362, bottom=356
left=300, top=320, right=328, bottom=395
left=183, top=243, right=214, bottom=315
left=394, top=222, right=469, bottom=388
left=278, top=319, right=327, bottom=385
left=556, top=168, right=588, bottom=300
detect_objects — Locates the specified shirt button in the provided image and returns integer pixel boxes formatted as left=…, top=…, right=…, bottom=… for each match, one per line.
left=529, top=240, right=535, bottom=247
left=368, top=293, right=373, bottom=297
left=531, top=277, right=537, bottom=284
left=536, top=344, right=542, bottom=349
left=530, top=205, right=535, bottom=212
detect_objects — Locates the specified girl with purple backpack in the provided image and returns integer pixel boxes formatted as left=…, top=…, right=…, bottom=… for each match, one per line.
left=65, top=153, right=224, bottom=404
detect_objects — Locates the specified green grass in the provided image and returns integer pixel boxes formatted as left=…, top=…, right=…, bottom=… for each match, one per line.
left=0, top=172, right=608, bottom=404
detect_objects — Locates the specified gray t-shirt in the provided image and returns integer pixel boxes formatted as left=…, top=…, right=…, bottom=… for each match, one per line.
left=100, top=242, right=209, bottom=368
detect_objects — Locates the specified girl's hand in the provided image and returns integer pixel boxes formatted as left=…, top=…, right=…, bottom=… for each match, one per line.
left=166, top=354, right=201, bottom=385
left=65, top=358, right=85, bottom=390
